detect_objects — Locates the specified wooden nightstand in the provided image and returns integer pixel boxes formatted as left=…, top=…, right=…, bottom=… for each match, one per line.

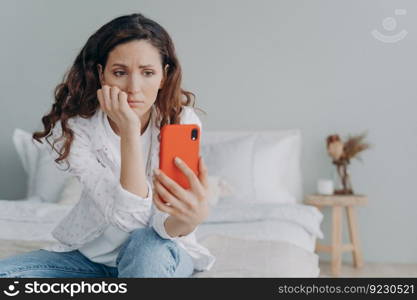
left=304, top=194, right=368, bottom=276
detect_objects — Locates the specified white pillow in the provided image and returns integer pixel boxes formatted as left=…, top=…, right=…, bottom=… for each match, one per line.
left=202, top=130, right=302, bottom=204
left=34, top=141, right=72, bottom=203
left=56, top=176, right=83, bottom=205
left=201, top=135, right=256, bottom=203
left=253, top=131, right=302, bottom=204
left=12, top=128, right=40, bottom=200
left=12, top=128, right=71, bottom=203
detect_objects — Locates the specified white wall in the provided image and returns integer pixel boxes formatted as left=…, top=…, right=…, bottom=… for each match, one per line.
left=0, top=0, right=416, bottom=264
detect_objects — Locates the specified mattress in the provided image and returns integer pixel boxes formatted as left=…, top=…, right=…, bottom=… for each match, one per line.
left=196, top=219, right=317, bottom=253
left=194, top=234, right=320, bottom=277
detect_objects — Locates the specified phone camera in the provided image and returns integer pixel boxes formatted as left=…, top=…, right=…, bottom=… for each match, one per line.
left=191, top=128, right=198, bottom=141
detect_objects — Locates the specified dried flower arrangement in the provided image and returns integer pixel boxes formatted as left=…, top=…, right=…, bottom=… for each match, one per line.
left=326, top=131, right=371, bottom=195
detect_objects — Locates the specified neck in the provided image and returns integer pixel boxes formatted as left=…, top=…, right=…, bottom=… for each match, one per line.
left=140, top=109, right=152, bottom=135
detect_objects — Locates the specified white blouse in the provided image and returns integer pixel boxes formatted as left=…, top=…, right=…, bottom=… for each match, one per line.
left=41, top=104, right=215, bottom=272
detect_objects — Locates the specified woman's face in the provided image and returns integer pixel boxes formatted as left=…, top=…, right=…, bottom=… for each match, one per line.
left=97, top=39, right=168, bottom=118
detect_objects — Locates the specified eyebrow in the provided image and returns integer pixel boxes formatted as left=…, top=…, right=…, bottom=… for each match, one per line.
left=111, top=63, right=155, bottom=68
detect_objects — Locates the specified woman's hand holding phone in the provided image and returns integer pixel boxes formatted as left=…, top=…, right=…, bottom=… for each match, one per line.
left=97, top=85, right=140, bottom=134
left=152, top=156, right=210, bottom=231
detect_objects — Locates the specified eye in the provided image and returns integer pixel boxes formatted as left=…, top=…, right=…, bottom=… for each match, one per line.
left=113, top=71, right=154, bottom=77
left=113, top=71, right=126, bottom=77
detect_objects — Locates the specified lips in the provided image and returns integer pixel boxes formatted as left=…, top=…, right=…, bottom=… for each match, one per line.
left=128, top=100, right=144, bottom=103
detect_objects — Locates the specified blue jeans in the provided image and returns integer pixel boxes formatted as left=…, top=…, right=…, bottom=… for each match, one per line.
left=0, top=227, right=195, bottom=278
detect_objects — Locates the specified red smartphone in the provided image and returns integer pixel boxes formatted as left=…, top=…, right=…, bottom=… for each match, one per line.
left=159, top=124, right=201, bottom=190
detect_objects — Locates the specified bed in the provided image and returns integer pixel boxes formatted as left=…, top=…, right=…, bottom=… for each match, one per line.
left=0, top=128, right=324, bottom=277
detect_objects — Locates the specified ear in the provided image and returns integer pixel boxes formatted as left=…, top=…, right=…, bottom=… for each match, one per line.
left=97, top=64, right=105, bottom=86
left=159, top=64, right=169, bottom=90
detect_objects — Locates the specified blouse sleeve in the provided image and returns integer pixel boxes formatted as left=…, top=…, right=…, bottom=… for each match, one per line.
left=150, top=106, right=203, bottom=240
left=48, top=118, right=153, bottom=232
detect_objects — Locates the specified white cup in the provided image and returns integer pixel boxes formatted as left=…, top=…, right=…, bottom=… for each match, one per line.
left=317, top=179, right=334, bottom=195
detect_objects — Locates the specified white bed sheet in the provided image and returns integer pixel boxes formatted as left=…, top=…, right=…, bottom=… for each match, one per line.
left=0, top=199, right=71, bottom=242
left=0, top=218, right=317, bottom=253
left=0, top=199, right=323, bottom=253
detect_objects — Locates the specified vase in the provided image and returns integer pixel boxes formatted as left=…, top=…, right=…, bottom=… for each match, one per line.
left=332, top=163, right=354, bottom=195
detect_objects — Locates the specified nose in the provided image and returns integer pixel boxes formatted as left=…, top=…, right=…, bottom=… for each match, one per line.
left=127, top=72, right=142, bottom=94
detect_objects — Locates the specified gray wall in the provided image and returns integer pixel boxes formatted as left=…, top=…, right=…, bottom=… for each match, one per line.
left=1, top=0, right=416, bottom=264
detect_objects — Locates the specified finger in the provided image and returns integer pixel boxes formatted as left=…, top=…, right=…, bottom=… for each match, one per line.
left=97, top=89, right=105, bottom=112
left=198, top=156, right=209, bottom=191
left=153, top=192, right=171, bottom=212
left=110, top=86, right=120, bottom=112
left=102, top=85, right=111, bottom=112
left=174, top=157, right=205, bottom=198
left=118, top=90, right=128, bottom=112
left=154, top=180, right=189, bottom=214
left=153, top=192, right=178, bottom=216
left=154, top=172, right=193, bottom=209
left=154, top=169, right=188, bottom=199
left=152, top=176, right=171, bottom=205
left=154, top=173, right=195, bottom=209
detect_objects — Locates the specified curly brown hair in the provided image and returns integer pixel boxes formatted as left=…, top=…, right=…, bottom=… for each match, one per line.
left=33, top=12, right=205, bottom=169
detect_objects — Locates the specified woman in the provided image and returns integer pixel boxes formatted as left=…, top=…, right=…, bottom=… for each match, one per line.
left=0, top=13, right=215, bottom=278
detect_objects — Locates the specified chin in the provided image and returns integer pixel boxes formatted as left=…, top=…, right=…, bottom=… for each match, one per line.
left=133, top=106, right=150, bottom=115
